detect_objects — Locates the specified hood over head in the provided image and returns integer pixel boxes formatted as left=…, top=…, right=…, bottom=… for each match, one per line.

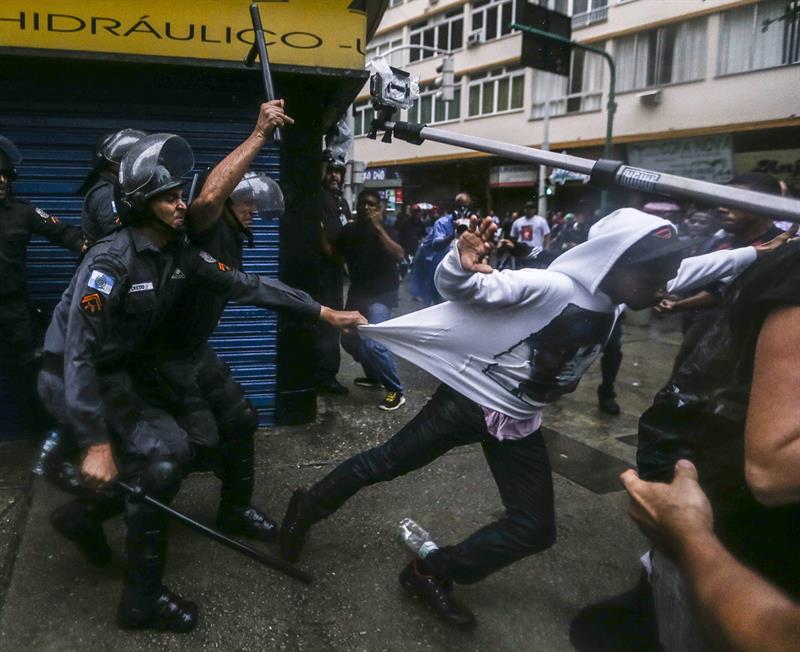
left=548, top=208, right=676, bottom=295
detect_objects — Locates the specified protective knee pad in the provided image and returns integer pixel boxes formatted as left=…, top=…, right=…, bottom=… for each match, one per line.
left=139, top=457, right=183, bottom=502
left=218, top=399, right=258, bottom=441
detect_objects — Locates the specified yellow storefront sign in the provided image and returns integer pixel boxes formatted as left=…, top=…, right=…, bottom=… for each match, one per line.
left=0, top=0, right=366, bottom=70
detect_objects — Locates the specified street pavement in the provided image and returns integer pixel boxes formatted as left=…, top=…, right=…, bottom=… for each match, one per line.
left=0, top=282, right=683, bottom=651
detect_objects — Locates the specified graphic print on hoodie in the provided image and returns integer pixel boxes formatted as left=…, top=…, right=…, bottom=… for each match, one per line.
left=485, top=303, right=614, bottom=406
left=360, top=208, right=759, bottom=424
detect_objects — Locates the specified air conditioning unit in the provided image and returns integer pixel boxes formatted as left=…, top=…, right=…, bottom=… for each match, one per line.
left=638, top=89, right=662, bottom=107
left=467, top=30, right=485, bottom=48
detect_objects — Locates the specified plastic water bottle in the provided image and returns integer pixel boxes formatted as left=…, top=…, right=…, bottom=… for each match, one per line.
left=399, top=517, right=439, bottom=558
left=32, top=431, right=60, bottom=476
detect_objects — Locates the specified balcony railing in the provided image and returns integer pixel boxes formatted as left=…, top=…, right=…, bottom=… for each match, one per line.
left=571, top=5, right=608, bottom=29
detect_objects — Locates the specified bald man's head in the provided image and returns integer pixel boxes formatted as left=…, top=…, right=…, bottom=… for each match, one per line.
left=455, top=193, right=471, bottom=208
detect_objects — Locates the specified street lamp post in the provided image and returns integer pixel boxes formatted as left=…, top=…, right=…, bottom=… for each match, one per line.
left=511, top=22, right=616, bottom=209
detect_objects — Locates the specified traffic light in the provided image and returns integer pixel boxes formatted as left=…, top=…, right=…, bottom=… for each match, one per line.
left=434, top=56, right=455, bottom=102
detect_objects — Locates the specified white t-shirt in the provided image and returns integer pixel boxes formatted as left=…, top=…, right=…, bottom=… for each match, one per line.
left=510, top=214, right=550, bottom=248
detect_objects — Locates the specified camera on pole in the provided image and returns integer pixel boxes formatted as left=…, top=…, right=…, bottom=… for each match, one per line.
left=434, top=56, right=456, bottom=102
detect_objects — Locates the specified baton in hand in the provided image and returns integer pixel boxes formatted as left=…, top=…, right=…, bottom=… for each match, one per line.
left=244, top=2, right=281, bottom=143
left=115, top=480, right=312, bottom=585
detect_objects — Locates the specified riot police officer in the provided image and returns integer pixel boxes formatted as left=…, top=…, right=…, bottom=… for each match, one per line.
left=134, top=101, right=299, bottom=542
left=80, top=128, right=147, bottom=246
left=0, top=135, right=83, bottom=436
left=39, top=133, right=365, bottom=632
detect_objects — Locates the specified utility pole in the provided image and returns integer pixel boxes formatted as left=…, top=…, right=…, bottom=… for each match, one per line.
left=538, top=85, right=551, bottom=217
left=512, top=21, right=616, bottom=209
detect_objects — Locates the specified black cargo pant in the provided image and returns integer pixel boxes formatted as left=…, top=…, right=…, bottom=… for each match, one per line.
left=306, top=384, right=556, bottom=584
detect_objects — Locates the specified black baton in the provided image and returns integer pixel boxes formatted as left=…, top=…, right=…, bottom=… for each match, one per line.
left=244, top=2, right=281, bottom=143
left=116, top=480, right=312, bottom=585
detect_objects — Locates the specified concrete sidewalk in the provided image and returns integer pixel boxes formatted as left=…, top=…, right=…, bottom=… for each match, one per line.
left=0, top=300, right=681, bottom=651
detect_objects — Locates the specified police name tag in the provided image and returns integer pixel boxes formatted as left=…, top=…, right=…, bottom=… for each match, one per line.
left=128, top=282, right=155, bottom=293
left=87, top=270, right=116, bottom=296
left=199, top=251, right=217, bottom=264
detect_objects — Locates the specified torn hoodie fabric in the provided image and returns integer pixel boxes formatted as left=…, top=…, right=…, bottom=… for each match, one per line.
left=361, top=208, right=757, bottom=427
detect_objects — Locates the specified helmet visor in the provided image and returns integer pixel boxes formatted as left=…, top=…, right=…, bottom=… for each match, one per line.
left=102, top=128, right=148, bottom=165
left=119, top=133, right=194, bottom=197
left=229, top=171, right=284, bottom=219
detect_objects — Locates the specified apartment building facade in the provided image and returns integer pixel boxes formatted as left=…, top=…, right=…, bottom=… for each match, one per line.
left=352, top=0, right=799, bottom=217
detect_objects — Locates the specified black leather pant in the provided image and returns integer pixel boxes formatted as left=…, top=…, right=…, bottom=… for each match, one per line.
left=307, top=384, right=556, bottom=584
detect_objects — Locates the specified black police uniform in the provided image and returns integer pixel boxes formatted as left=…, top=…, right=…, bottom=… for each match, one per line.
left=317, top=187, right=351, bottom=385
left=81, top=171, right=120, bottom=246
left=0, top=195, right=82, bottom=433
left=135, top=209, right=275, bottom=534
left=39, top=225, right=319, bottom=624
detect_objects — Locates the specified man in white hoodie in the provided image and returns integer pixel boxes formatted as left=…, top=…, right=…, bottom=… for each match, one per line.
left=279, top=207, right=783, bottom=628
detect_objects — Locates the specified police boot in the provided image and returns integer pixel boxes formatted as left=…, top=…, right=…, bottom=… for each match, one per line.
left=597, top=386, right=621, bottom=416
left=50, top=496, right=122, bottom=566
left=215, top=432, right=278, bottom=543
left=117, top=459, right=197, bottom=633
left=399, top=559, right=476, bottom=629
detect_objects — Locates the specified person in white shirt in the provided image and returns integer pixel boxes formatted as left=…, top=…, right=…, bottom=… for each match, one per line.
left=510, top=200, right=551, bottom=252
left=278, top=207, right=786, bottom=629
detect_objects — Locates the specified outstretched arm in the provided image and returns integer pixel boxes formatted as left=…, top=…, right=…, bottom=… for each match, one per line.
left=434, top=217, right=565, bottom=306
left=188, top=100, right=294, bottom=232
left=621, top=461, right=800, bottom=652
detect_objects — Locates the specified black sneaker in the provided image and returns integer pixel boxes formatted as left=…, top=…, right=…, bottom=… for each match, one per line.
left=354, top=377, right=383, bottom=389
left=216, top=505, right=278, bottom=543
left=598, top=396, right=621, bottom=415
left=399, top=559, right=476, bottom=629
left=317, top=378, right=349, bottom=395
left=117, top=586, right=198, bottom=633
left=51, top=502, right=112, bottom=566
left=379, top=391, right=406, bottom=411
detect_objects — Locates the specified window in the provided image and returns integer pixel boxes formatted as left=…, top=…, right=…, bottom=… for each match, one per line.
left=409, top=9, right=464, bottom=62
left=615, top=18, right=706, bottom=91
left=534, top=0, right=569, bottom=14
left=389, top=0, right=403, bottom=7
left=467, top=67, right=525, bottom=116
left=471, top=0, right=516, bottom=42
left=572, top=0, right=608, bottom=28
left=353, top=100, right=376, bottom=138
left=408, top=83, right=462, bottom=124
left=718, top=0, right=800, bottom=75
left=366, top=35, right=404, bottom=68
left=531, top=44, right=605, bottom=117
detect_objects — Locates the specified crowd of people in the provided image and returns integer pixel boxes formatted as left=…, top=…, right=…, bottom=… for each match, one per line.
left=1, top=95, right=799, bottom=651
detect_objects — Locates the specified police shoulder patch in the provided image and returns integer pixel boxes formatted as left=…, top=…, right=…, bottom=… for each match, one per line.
left=35, top=207, right=59, bottom=223
left=87, top=269, right=117, bottom=296
left=81, top=293, right=104, bottom=314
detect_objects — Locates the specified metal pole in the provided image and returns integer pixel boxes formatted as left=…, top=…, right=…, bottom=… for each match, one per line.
left=510, top=23, right=616, bottom=188
left=538, top=86, right=551, bottom=217
left=116, top=481, right=313, bottom=585
left=383, top=121, right=800, bottom=222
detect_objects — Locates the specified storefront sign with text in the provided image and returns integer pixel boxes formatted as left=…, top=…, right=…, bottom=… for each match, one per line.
left=0, top=0, right=366, bottom=69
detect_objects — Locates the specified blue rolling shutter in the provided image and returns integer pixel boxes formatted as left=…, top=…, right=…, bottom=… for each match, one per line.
left=1, top=108, right=281, bottom=437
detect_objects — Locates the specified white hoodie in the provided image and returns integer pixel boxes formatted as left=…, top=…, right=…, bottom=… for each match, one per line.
left=361, top=208, right=757, bottom=433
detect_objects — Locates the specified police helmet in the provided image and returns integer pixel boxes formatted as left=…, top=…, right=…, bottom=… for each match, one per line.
left=116, top=133, right=194, bottom=225
left=0, top=136, right=22, bottom=180
left=97, top=128, right=147, bottom=167
left=229, top=171, right=285, bottom=219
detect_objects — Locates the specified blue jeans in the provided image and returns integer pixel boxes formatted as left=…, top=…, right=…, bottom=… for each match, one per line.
left=342, top=298, right=404, bottom=393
